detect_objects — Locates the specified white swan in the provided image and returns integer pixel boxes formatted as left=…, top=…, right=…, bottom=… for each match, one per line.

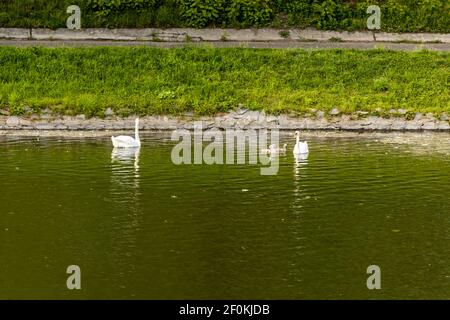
left=293, top=131, right=308, bottom=155
left=111, top=118, right=141, bottom=148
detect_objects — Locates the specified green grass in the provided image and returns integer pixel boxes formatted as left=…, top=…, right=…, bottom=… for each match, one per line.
left=0, top=46, right=448, bottom=117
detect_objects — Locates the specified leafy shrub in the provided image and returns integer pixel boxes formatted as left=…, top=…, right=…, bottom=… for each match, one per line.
left=225, top=0, right=273, bottom=27
left=154, top=2, right=181, bottom=27
left=88, top=0, right=157, bottom=15
left=285, top=0, right=315, bottom=26
left=178, top=0, right=273, bottom=28
left=0, top=0, right=448, bottom=32
left=286, top=0, right=354, bottom=30
left=178, top=0, right=227, bottom=28
left=315, top=1, right=348, bottom=29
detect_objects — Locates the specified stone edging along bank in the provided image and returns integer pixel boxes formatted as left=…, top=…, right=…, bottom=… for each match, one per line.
left=2, top=110, right=450, bottom=131
left=0, top=27, right=449, bottom=43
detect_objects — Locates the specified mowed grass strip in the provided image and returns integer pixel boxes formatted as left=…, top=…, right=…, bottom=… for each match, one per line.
left=0, top=46, right=448, bottom=117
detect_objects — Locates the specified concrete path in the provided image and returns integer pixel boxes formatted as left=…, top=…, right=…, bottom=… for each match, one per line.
left=1, top=27, right=449, bottom=42
left=0, top=27, right=449, bottom=51
left=0, top=39, right=449, bottom=51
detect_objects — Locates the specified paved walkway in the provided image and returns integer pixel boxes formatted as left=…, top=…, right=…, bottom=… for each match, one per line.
left=1, top=39, right=449, bottom=51
left=2, top=27, right=449, bottom=42
left=0, top=27, right=449, bottom=51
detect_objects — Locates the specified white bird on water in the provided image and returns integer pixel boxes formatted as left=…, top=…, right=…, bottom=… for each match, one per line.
left=260, top=143, right=287, bottom=155
left=269, top=143, right=287, bottom=154
left=111, top=118, right=141, bottom=148
left=293, top=131, right=308, bottom=155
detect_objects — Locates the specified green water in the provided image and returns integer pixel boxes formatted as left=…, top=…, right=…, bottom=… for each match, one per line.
left=1, top=132, right=450, bottom=299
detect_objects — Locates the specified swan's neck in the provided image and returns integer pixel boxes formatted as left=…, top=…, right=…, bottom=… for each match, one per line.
left=296, top=135, right=300, bottom=144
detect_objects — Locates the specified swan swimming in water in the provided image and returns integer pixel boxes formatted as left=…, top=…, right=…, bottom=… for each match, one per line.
left=293, top=131, right=308, bottom=155
left=111, top=118, right=141, bottom=148
left=260, top=143, right=287, bottom=155
left=269, top=143, right=287, bottom=154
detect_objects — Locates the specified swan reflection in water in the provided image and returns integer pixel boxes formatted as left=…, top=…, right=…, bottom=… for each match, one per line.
left=110, top=147, right=141, bottom=201
left=294, top=153, right=309, bottom=165
left=111, top=147, right=140, bottom=172
left=110, top=147, right=142, bottom=285
left=293, top=153, right=308, bottom=181
left=292, top=152, right=309, bottom=210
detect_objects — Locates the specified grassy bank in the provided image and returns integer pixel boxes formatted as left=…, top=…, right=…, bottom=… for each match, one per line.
left=0, top=46, right=448, bottom=117
left=0, top=0, right=449, bottom=33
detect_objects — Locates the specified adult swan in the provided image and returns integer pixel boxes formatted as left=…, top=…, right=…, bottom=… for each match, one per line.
left=111, top=118, right=141, bottom=148
left=293, top=131, right=308, bottom=155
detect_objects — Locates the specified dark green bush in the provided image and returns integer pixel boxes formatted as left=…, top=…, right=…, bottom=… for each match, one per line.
left=313, top=0, right=353, bottom=29
left=88, top=0, right=157, bottom=15
left=225, top=0, right=273, bottom=27
left=177, top=0, right=274, bottom=28
left=0, top=0, right=448, bottom=32
left=177, top=0, right=227, bottom=28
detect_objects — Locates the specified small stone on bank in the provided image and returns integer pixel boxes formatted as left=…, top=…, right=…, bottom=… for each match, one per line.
left=316, top=110, right=325, bottom=119
left=104, top=107, right=114, bottom=116
left=329, top=108, right=340, bottom=116
left=6, top=116, right=20, bottom=127
left=236, top=106, right=248, bottom=115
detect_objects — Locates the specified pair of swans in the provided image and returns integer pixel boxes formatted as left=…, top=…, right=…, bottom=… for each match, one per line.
left=111, top=118, right=141, bottom=148
left=261, top=131, right=309, bottom=156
